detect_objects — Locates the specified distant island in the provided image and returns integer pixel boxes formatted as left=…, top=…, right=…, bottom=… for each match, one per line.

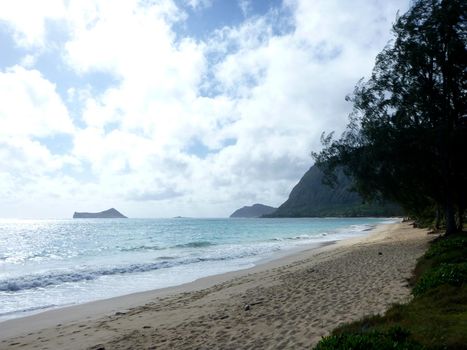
left=266, top=165, right=403, bottom=217
left=230, top=204, right=277, bottom=218
left=73, top=208, right=128, bottom=219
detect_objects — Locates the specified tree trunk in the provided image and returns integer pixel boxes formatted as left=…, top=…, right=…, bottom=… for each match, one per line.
left=445, top=201, right=457, bottom=235
left=457, top=206, right=464, bottom=232
left=435, top=205, right=441, bottom=230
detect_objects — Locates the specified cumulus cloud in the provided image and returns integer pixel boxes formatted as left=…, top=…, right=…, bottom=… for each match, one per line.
left=0, top=0, right=65, bottom=48
left=0, top=0, right=411, bottom=218
left=0, top=65, right=74, bottom=137
left=0, top=65, right=77, bottom=214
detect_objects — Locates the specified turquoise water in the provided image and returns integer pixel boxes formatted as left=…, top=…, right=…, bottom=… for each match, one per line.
left=0, top=217, right=396, bottom=321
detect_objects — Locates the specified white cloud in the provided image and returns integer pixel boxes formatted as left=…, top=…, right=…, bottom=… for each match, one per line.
left=0, top=0, right=66, bottom=48
left=185, top=0, right=213, bottom=10
left=63, top=0, right=208, bottom=152
left=239, top=0, right=251, bottom=17
left=0, top=65, right=78, bottom=212
left=0, top=65, right=74, bottom=137
left=19, top=54, right=37, bottom=68
left=0, top=136, right=81, bottom=213
left=64, top=0, right=184, bottom=74
left=0, top=0, right=412, bottom=218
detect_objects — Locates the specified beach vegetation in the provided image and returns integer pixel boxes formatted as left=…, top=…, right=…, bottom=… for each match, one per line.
left=312, top=0, right=467, bottom=235
left=413, top=262, right=467, bottom=295
left=412, top=234, right=467, bottom=296
left=315, top=326, right=424, bottom=350
left=314, top=231, right=467, bottom=350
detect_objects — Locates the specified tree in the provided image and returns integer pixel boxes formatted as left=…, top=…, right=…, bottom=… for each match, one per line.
left=313, top=0, right=467, bottom=234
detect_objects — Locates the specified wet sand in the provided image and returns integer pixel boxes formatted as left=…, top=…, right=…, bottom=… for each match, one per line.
left=0, top=222, right=433, bottom=349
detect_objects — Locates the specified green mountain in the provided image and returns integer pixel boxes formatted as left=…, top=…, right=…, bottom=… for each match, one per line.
left=268, top=165, right=403, bottom=217
left=230, top=204, right=277, bottom=218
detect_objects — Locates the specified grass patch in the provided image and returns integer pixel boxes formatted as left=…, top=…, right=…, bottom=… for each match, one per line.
left=313, top=232, right=467, bottom=350
left=413, top=263, right=467, bottom=296
left=315, top=326, right=424, bottom=350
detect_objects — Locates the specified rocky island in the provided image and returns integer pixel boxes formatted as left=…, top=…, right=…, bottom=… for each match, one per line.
left=72, top=208, right=127, bottom=219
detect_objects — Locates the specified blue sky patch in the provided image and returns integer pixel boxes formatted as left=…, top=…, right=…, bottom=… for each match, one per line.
left=187, top=137, right=237, bottom=158
left=0, top=23, right=28, bottom=69
left=34, top=134, right=74, bottom=155
left=176, top=0, right=284, bottom=39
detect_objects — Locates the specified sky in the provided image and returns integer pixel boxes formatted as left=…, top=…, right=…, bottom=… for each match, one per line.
left=0, top=0, right=411, bottom=219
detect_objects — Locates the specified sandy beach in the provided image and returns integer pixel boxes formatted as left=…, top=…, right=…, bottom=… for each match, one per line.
left=0, top=222, right=434, bottom=350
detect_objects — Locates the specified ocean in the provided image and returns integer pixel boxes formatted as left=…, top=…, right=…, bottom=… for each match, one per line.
left=0, top=217, right=397, bottom=321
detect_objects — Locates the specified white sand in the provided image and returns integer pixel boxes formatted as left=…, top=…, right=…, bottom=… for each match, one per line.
left=0, top=222, right=433, bottom=349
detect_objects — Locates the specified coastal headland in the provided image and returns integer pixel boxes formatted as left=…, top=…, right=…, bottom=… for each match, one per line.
left=0, top=222, right=433, bottom=349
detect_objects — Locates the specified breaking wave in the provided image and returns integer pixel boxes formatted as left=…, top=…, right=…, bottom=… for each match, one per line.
left=1, top=251, right=251, bottom=292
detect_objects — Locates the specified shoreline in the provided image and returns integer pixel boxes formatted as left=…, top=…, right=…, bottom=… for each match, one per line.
left=0, top=219, right=386, bottom=324
left=0, top=222, right=433, bottom=349
left=0, top=236, right=346, bottom=329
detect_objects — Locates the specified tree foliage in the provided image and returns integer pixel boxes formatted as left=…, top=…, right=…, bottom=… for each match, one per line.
left=313, top=0, right=467, bottom=234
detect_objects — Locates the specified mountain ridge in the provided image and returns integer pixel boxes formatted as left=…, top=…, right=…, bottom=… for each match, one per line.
left=266, top=165, right=403, bottom=217
left=230, top=203, right=277, bottom=218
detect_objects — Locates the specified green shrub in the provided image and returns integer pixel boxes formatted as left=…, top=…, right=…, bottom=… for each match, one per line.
left=425, top=236, right=467, bottom=260
left=314, top=326, right=424, bottom=350
left=413, top=263, right=467, bottom=296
